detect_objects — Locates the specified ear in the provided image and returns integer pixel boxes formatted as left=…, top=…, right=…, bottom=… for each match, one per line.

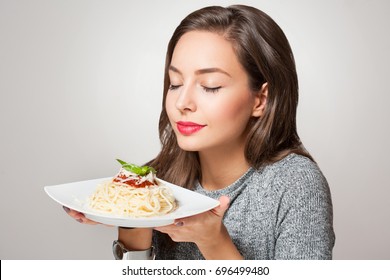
left=251, top=82, right=268, bottom=117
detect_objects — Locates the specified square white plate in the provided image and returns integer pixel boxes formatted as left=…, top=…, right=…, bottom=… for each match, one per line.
left=44, top=177, right=219, bottom=227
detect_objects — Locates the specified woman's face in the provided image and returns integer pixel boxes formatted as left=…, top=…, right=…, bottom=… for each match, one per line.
left=165, top=31, right=261, bottom=154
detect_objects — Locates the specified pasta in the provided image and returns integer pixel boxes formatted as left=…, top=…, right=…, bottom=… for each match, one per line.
left=88, top=161, right=177, bottom=217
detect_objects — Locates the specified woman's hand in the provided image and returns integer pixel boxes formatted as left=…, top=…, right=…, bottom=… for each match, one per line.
left=154, top=196, right=243, bottom=259
left=63, top=206, right=100, bottom=225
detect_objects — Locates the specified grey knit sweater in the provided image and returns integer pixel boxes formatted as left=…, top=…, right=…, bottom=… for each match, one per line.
left=153, top=154, right=335, bottom=259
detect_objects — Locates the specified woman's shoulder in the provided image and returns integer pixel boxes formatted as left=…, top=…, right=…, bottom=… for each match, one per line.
left=251, top=154, right=334, bottom=260
left=252, top=153, right=329, bottom=195
left=259, top=153, right=325, bottom=177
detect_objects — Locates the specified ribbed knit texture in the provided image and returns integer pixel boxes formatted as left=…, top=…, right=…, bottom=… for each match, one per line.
left=153, top=154, right=335, bottom=259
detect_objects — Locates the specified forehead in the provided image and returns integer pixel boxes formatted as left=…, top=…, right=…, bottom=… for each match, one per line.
left=171, top=31, right=242, bottom=72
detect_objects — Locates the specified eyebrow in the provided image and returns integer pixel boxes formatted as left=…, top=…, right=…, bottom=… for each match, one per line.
left=169, top=65, right=231, bottom=77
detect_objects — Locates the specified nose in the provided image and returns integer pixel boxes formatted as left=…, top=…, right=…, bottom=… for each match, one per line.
left=175, top=84, right=196, bottom=112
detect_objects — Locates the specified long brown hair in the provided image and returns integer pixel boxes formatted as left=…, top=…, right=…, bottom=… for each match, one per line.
left=148, top=5, right=312, bottom=189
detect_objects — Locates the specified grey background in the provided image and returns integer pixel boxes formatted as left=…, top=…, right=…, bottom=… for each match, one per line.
left=1, top=0, right=389, bottom=259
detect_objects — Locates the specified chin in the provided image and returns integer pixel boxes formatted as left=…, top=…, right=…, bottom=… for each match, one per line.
left=175, top=137, right=203, bottom=152
left=177, top=142, right=200, bottom=152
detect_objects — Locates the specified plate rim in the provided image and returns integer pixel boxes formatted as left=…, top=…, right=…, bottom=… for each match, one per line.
left=44, top=177, right=220, bottom=227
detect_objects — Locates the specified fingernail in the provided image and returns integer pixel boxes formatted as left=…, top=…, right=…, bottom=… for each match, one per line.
left=76, top=218, right=83, bottom=223
left=63, top=206, right=70, bottom=213
left=175, top=221, right=184, bottom=227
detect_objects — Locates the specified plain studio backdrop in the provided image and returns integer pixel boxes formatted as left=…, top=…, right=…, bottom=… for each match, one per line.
left=0, top=0, right=389, bottom=260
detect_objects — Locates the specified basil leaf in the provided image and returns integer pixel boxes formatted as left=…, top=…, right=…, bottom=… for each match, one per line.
left=116, top=159, right=127, bottom=166
left=116, top=159, right=156, bottom=175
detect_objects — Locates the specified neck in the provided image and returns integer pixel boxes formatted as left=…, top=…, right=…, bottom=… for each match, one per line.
left=198, top=146, right=251, bottom=191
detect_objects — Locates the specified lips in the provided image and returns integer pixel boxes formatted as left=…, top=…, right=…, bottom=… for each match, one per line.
left=176, top=121, right=206, bottom=135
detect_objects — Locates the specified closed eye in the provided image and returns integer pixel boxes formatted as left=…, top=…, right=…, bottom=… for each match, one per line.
left=169, top=84, right=181, bottom=91
left=203, top=86, right=221, bottom=93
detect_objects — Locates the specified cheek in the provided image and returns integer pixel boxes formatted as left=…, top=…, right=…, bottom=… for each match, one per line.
left=165, top=94, right=176, bottom=120
left=205, top=94, right=253, bottom=124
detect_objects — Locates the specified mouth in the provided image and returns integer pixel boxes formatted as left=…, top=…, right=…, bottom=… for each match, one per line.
left=176, top=121, right=206, bottom=136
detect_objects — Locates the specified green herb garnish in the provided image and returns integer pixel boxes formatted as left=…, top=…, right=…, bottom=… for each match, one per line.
left=116, top=159, right=156, bottom=176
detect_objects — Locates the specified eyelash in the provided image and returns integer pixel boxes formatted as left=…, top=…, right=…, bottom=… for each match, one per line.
left=168, top=84, right=181, bottom=91
left=168, top=85, right=221, bottom=93
left=203, top=86, right=221, bottom=93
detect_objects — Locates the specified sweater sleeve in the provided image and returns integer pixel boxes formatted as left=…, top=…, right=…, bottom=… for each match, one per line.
left=273, top=161, right=335, bottom=259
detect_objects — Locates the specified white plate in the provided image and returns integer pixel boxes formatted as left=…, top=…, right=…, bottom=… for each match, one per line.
left=44, top=177, right=220, bottom=227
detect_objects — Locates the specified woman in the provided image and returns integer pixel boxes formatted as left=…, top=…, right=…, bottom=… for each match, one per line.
left=65, top=5, right=335, bottom=259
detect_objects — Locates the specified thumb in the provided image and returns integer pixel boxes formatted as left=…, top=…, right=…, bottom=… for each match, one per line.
left=212, top=195, right=230, bottom=217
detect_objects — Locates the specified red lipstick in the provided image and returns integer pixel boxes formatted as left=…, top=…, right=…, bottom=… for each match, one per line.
left=176, top=121, right=206, bottom=135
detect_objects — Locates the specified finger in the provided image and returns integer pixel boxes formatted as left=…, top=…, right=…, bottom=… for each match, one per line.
left=63, top=206, right=100, bottom=225
left=154, top=223, right=177, bottom=232
left=212, top=195, right=230, bottom=217
left=154, top=226, right=183, bottom=242
left=63, top=206, right=84, bottom=219
left=174, top=220, right=184, bottom=227
left=77, top=217, right=100, bottom=225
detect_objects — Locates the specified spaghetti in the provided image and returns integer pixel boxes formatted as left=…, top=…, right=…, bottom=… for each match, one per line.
left=88, top=161, right=177, bottom=217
